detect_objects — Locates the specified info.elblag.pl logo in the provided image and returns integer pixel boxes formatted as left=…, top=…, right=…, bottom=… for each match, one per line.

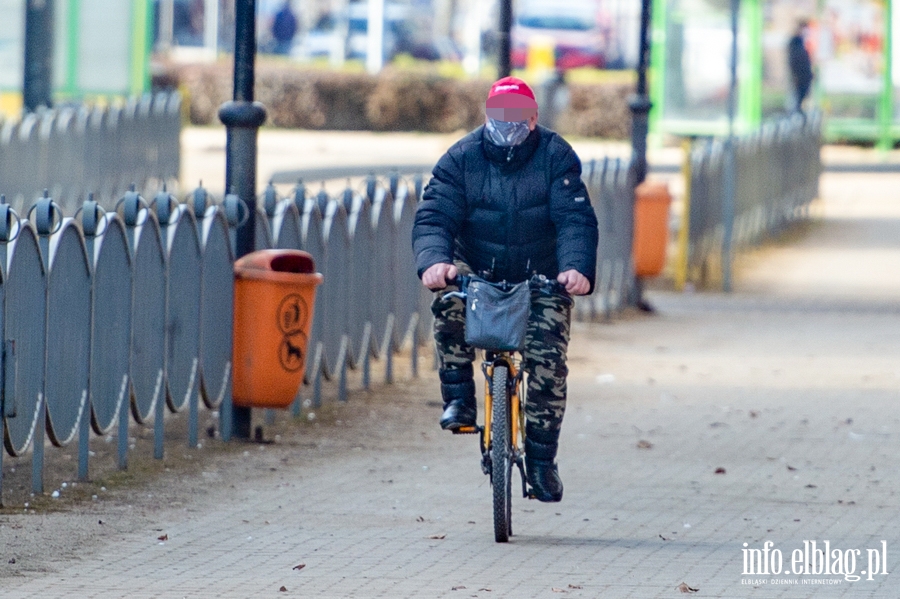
left=742, top=541, right=889, bottom=583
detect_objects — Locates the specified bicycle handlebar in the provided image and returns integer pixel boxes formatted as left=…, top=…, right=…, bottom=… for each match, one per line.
left=447, top=274, right=568, bottom=297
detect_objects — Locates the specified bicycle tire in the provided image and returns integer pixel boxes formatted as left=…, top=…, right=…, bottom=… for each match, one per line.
left=491, top=364, right=513, bottom=543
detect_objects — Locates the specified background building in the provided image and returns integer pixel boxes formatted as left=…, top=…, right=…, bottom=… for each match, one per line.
left=650, top=0, right=899, bottom=146
left=0, top=0, right=152, bottom=116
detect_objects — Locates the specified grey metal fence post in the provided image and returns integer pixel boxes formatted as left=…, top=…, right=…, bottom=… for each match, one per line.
left=32, top=192, right=59, bottom=493
left=722, top=139, right=736, bottom=292
left=410, top=331, right=418, bottom=377
left=189, top=185, right=209, bottom=440
left=78, top=200, right=97, bottom=480
left=0, top=197, right=15, bottom=506
left=122, top=189, right=166, bottom=462
left=118, top=192, right=141, bottom=470
left=290, top=185, right=305, bottom=418
left=82, top=198, right=132, bottom=473
left=360, top=175, right=377, bottom=391
left=220, top=192, right=249, bottom=442
left=160, top=193, right=202, bottom=448
left=196, top=196, right=234, bottom=441
left=153, top=188, right=176, bottom=459
left=78, top=199, right=103, bottom=482
left=261, top=182, right=280, bottom=428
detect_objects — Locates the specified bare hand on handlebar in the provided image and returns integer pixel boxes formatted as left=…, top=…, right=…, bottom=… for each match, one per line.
left=557, top=269, right=590, bottom=295
left=422, top=262, right=458, bottom=290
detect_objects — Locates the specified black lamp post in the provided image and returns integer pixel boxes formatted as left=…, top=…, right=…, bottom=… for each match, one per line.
left=498, top=0, right=512, bottom=78
left=627, top=0, right=653, bottom=310
left=629, top=0, right=652, bottom=186
left=219, top=0, right=267, bottom=439
left=23, top=0, right=54, bottom=112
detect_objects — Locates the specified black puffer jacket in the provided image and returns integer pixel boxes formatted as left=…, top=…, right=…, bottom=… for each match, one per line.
left=413, top=125, right=599, bottom=290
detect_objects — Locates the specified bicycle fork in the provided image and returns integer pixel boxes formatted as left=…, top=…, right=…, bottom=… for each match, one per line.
left=480, top=358, right=530, bottom=498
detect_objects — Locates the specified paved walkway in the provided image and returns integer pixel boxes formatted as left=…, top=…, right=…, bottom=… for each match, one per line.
left=2, top=162, right=900, bottom=597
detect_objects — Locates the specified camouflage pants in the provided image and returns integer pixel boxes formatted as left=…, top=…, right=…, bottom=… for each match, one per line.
left=431, top=266, right=572, bottom=433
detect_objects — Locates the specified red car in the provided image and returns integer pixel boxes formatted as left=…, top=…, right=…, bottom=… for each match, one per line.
left=511, top=0, right=610, bottom=71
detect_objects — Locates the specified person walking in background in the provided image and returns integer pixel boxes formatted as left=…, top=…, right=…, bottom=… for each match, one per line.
left=787, top=21, right=814, bottom=113
left=271, top=1, right=299, bottom=56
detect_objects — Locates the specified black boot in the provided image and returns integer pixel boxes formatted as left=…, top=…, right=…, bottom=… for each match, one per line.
left=439, top=365, right=476, bottom=430
left=525, top=426, right=563, bottom=502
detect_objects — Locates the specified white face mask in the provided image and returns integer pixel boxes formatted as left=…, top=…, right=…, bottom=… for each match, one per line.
left=485, top=118, right=531, bottom=147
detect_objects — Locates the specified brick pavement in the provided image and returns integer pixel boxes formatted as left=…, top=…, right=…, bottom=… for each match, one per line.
left=2, top=169, right=900, bottom=598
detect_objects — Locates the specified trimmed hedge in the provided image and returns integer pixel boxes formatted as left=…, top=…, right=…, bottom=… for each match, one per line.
left=156, top=62, right=633, bottom=139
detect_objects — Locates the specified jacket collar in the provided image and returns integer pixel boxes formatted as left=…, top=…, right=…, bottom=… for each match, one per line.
left=479, top=125, right=541, bottom=169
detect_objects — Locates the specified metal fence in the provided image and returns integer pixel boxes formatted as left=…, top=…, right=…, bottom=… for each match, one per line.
left=686, top=112, right=822, bottom=287
left=0, top=93, right=181, bottom=214
left=0, top=177, right=432, bottom=503
left=0, top=154, right=638, bottom=504
left=578, top=157, right=636, bottom=319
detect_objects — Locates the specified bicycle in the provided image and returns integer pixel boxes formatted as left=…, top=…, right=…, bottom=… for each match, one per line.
left=445, top=274, right=566, bottom=543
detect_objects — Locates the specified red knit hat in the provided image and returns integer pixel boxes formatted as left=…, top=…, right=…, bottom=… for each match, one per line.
left=486, top=77, right=538, bottom=109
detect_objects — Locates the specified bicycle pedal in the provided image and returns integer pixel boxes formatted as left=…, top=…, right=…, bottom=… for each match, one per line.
left=451, top=425, right=479, bottom=435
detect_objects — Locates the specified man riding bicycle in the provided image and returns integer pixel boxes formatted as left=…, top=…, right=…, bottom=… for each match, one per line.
left=413, top=77, right=599, bottom=502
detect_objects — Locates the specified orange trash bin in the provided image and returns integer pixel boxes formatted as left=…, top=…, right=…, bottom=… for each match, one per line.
left=232, top=249, right=323, bottom=409
left=632, top=181, right=672, bottom=278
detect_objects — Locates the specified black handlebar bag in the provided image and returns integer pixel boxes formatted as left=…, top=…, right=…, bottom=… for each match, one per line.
left=464, top=276, right=530, bottom=351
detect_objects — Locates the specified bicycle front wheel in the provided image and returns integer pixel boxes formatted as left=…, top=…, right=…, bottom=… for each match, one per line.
left=490, top=364, right=513, bottom=543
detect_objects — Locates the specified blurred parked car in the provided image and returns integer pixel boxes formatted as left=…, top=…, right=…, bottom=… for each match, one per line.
left=294, top=2, right=459, bottom=63
left=345, top=1, right=409, bottom=60
left=511, top=0, right=608, bottom=70
left=294, top=12, right=339, bottom=59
